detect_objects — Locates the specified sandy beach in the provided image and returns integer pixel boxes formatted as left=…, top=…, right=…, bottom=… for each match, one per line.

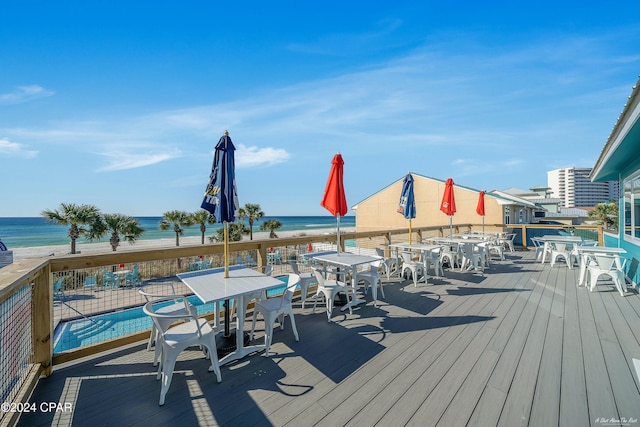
left=10, top=227, right=355, bottom=261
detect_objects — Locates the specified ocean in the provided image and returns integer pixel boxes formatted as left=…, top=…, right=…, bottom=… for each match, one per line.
left=0, top=216, right=355, bottom=249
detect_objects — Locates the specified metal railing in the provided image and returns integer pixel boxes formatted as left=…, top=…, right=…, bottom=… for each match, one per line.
left=0, top=222, right=603, bottom=426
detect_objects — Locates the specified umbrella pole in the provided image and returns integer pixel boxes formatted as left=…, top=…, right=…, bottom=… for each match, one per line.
left=409, top=219, right=412, bottom=244
left=223, top=221, right=230, bottom=337
left=449, top=217, right=453, bottom=239
left=223, top=222, right=229, bottom=278
left=336, top=215, right=341, bottom=254
left=482, top=216, right=485, bottom=234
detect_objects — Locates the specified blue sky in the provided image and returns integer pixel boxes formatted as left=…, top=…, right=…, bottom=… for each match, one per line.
left=1, top=1, right=639, bottom=217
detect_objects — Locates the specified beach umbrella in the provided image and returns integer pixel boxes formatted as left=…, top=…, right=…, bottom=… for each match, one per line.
left=397, top=173, right=416, bottom=244
left=476, top=190, right=486, bottom=233
left=440, top=178, right=456, bottom=238
left=321, top=153, right=348, bottom=254
left=201, top=130, right=239, bottom=341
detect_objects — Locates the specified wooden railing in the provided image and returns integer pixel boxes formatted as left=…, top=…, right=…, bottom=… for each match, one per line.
left=0, top=222, right=603, bottom=426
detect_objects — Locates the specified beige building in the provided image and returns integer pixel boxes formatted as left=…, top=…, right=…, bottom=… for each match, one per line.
left=353, top=173, right=538, bottom=232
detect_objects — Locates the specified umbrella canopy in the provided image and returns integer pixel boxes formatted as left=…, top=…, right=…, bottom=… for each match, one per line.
left=476, top=190, right=486, bottom=233
left=398, top=173, right=416, bottom=243
left=321, top=153, right=347, bottom=253
left=201, top=130, right=238, bottom=225
left=476, top=190, right=485, bottom=216
left=440, top=178, right=456, bottom=237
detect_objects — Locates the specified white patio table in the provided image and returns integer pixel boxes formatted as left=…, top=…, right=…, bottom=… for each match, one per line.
left=177, top=266, right=285, bottom=365
left=538, top=235, right=583, bottom=264
left=389, top=242, right=443, bottom=281
left=576, top=246, right=627, bottom=287
left=306, top=251, right=380, bottom=311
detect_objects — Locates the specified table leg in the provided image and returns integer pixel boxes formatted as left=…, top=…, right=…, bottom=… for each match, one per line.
left=341, top=266, right=365, bottom=312
left=578, top=254, right=587, bottom=287
left=218, top=294, right=267, bottom=365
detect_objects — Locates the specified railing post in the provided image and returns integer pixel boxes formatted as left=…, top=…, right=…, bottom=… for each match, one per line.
left=33, top=265, right=53, bottom=376
left=522, top=225, right=528, bottom=249
left=257, top=243, right=267, bottom=268
left=598, top=226, right=604, bottom=246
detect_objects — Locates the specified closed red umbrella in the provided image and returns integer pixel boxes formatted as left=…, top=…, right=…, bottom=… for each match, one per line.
left=440, top=178, right=456, bottom=238
left=321, top=153, right=348, bottom=253
left=476, top=190, right=486, bottom=233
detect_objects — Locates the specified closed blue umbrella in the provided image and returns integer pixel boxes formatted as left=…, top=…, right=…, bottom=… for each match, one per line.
left=201, top=130, right=239, bottom=346
left=398, top=173, right=416, bottom=243
left=202, top=130, right=239, bottom=278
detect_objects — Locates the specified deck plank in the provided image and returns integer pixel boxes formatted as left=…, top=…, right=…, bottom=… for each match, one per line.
left=560, top=264, right=589, bottom=427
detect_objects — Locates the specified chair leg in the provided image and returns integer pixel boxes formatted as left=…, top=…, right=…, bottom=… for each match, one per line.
left=148, top=325, right=157, bottom=351
left=264, top=317, right=274, bottom=357
left=300, top=282, right=309, bottom=308
left=205, top=337, right=222, bottom=382
left=159, top=349, right=177, bottom=406
left=613, top=272, right=626, bottom=296
left=589, top=271, right=598, bottom=292
left=250, top=310, right=258, bottom=341
left=288, top=309, right=299, bottom=341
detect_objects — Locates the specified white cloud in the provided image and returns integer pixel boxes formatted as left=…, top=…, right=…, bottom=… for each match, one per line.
left=0, top=138, right=38, bottom=158
left=0, top=85, right=54, bottom=105
left=97, top=149, right=182, bottom=172
left=235, top=144, right=291, bottom=168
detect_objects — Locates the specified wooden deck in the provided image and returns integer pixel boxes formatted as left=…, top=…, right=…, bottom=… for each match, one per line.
left=18, top=250, right=640, bottom=426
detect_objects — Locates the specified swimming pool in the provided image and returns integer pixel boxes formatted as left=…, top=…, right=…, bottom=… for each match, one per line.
left=53, top=278, right=288, bottom=353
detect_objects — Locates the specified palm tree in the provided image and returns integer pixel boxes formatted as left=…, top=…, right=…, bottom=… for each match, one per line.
left=41, top=203, right=103, bottom=254
left=260, top=219, right=282, bottom=238
left=191, top=209, right=216, bottom=244
left=588, top=202, right=619, bottom=230
left=237, top=203, right=264, bottom=240
left=101, top=214, right=145, bottom=251
left=211, top=222, right=249, bottom=242
left=159, top=210, right=194, bottom=246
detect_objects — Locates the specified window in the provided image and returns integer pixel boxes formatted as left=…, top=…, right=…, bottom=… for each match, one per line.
left=504, top=206, right=510, bottom=224
left=634, top=176, right=640, bottom=237
left=622, top=172, right=640, bottom=239
left=624, top=180, right=631, bottom=236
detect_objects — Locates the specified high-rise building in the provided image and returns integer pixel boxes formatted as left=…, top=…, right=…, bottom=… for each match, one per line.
left=547, top=167, right=619, bottom=207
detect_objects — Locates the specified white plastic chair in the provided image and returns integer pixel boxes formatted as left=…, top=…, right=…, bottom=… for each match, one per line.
left=586, top=254, right=626, bottom=296
left=476, top=242, right=492, bottom=267
left=357, top=259, right=385, bottom=306
left=375, top=248, right=397, bottom=280
left=503, top=233, right=516, bottom=252
left=143, top=300, right=221, bottom=406
left=288, top=261, right=316, bottom=308
left=250, top=274, right=300, bottom=356
left=312, top=268, right=351, bottom=321
left=420, top=248, right=444, bottom=277
left=138, top=286, right=198, bottom=352
left=550, top=242, right=572, bottom=269
left=400, top=252, right=424, bottom=287
left=459, top=243, right=484, bottom=272
left=485, top=237, right=505, bottom=261
left=440, top=244, right=460, bottom=270
left=530, top=237, right=546, bottom=262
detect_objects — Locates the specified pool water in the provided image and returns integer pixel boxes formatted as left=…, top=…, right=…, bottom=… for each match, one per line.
left=53, top=278, right=288, bottom=353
